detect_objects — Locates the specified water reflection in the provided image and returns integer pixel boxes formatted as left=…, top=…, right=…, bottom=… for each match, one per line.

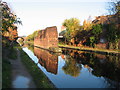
left=34, top=47, right=58, bottom=75
left=22, top=44, right=120, bottom=88
left=13, top=76, right=30, bottom=88
left=62, top=55, right=81, bottom=77
left=22, top=43, right=34, bottom=53
left=61, top=48, right=120, bottom=88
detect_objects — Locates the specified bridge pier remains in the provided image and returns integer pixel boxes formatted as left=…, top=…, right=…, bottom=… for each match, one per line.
left=34, top=26, right=61, bottom=52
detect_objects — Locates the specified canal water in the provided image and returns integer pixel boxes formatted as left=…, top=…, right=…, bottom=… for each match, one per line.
left=22, top=45, right=120, bottom=88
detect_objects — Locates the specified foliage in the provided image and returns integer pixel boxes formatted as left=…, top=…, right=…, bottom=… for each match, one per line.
left=2, top=58, right=11, bottom=88
left=62, top=18, right=80, bottom=43
left=1, top=1, right=21, bottom=44
left=104, top=23, right=120, bottom=49
left=2, top=43, right=19, bottom=88
left=104, top=23, right=119, bottom=43
left=1, top=2, right=21, bottom=33
left=86, top=24, right=103, bottom=47
left=7, top=46, right=17, bottom=60
left=106, top=0, right=120, bottom=49
left=90, top=36, right=95, bottom=47
left=92, top=24, right=102, bottom=36
left=26, top=30, right=40, bottom=41
left=59, top=1, right=120, bottom=50
left=108, top=0, right=120, bottom=15
left=61, top=18, right=103, bottom=47
left=83, top=18, right=93, bottom=30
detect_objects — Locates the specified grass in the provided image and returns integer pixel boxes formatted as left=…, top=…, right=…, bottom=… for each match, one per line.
left=2, top=43, right=19, bottom=88
left=58, top=44, right=120, bottom=54
left=19, top=47, right=56, bottom=88
left=24, top=41, right=34, bottom=45
left=2, top=58, right=12, bottom=88
left=2, top=43, right=21, bottom=88
left=7, top=47, right=17, bottom=60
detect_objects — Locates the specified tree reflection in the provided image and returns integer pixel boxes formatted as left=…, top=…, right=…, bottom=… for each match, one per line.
left=104, top=78, right=120, bottom=89
left=62, top=55, right=81, bottom=77
left=91, top=54, right=120, bottom=83
left=61, top=48, right=120, bottom=88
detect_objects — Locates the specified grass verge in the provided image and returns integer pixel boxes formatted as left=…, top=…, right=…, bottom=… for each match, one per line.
left=2, top=43, right=19, bottom=88
left=2, top=58, right=11, bottom=88
left=19, top=47, right=56, bottom=88
left=7, top=46, right=17, bottom=60
left=58, top=44, right=120, bottom=54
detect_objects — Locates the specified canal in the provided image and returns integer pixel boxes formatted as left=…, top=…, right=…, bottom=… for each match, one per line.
left=22, top=44, right=120, bottom=88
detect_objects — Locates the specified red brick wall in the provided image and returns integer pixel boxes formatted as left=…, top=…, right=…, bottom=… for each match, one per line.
left=34, top=26, right=58, bottom=49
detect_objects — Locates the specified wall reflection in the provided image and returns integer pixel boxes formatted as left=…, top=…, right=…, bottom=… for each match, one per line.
left=34, top=47, right=58, bottom=75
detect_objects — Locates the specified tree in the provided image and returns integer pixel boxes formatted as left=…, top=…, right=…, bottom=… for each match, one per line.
left=26, top=30, right=40, bottom=42
left=106, top=0, right=120, bottom=49
left=62, top=18, right=80, bottom=44
left=1, top=1, right=22, bottom=41
left=89, top=36, right=95, bottom=47
left=87, top=24, right=103, bottom=48
left=92, top=24, right=102, bottom=36
left=83, top=16, right=93, bottom=31
left=108, top=0, right=120, bottom=15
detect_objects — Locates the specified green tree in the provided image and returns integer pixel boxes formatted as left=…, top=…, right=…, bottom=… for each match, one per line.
left=90, top=36, right=95, bottom=47
left=92, top=24, right=102, bottom=37
left=62, top=18, right=80, bottom=44
left=87, top=24, right=102, bottom=47
left=26, top=30, right=40, bottom=42
left=106, top=0, right=120, bottom=49
left=104, top=23, right=119, bottom=49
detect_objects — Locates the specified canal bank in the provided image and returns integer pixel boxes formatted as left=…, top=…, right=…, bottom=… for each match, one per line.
left=18, top=46, right=56, bottom=88
left=59, top=44, right=120, bottom=54
left=10, top=48, right=36, bottom=88
left=3, top=42, right=56, bottom=88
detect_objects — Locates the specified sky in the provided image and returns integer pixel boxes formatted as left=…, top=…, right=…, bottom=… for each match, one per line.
left=3, top=0, right=110, bottom=36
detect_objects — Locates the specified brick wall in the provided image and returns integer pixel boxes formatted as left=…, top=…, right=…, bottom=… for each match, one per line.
left=34, top=26, right=58, bottom=49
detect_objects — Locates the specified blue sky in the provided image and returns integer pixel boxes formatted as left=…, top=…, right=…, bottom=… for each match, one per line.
left=3, top=0, right=110, bottom=36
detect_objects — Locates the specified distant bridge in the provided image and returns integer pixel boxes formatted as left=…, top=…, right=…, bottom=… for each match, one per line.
left=17, top=36, right=26, bottom=41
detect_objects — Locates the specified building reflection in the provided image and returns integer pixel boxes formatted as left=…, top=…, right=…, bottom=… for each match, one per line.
left=34, top=47, right=58, bottom=75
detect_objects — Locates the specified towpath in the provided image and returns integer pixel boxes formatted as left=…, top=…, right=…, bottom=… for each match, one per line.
left=10, top=48, right=36, bottom=88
